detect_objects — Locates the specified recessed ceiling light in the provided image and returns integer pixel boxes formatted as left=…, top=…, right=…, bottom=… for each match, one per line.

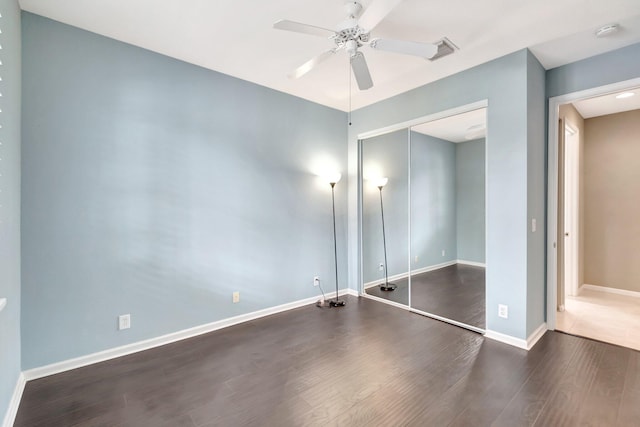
left=615, top=92, right=635, bottom=99
left=465, top=124, right=486, bottom=140
left=595, top=24, right=619, bottom=38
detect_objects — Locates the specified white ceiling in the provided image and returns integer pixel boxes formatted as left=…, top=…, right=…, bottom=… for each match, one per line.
left=412, top=108, right=486, bottom=143
left=572, top=87, right=640, bottom=118
left=18, top=0, right=640, bottom=112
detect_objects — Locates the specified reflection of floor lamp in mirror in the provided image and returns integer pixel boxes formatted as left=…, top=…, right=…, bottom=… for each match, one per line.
left=328, top=173, right=346, bottom=307
left=376, top=177, right=397, bottom=291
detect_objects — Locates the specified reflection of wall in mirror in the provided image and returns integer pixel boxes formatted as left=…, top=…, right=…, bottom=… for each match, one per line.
left=456, top=139, right=486, bottom=264
left=411, top=132, right=485, bottom=269
left=410, top=132, right=457, bottom=270
left=361, top=130, right=408, bottom=284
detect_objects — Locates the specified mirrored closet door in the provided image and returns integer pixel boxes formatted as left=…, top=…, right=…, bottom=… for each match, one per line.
left=409, top=108, right=487, bottom=330
left=360, top=106, right=487, bottom=331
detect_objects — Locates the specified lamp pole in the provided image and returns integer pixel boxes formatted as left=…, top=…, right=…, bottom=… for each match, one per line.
left=378, top=181, right=396, bottom=291
left=329, top=176, right=345, bottom=307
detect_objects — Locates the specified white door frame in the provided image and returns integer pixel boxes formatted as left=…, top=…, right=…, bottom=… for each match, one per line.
left=546, top=77, right=640, bottom=330
left=563, top=122, right=579, bottom=298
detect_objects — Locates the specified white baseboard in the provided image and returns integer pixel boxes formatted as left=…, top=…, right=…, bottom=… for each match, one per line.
left=526, top=323, right=548, bottom=349
left=485, top=323, right=547, bottom=351
left=23, top=289, right=356, bottom=381
left=2, top=373, right=25, bottom=427
left=343, top=288, right=360, bottom=297
left=485, top=330, right=529, bottom=350
left=456, top=259, right=486, bottom=267
left=580, top=284, right=640, bottom=298
left=364, top=260, right=457, bottom=289
left=412, top=260, right=459, bottom=276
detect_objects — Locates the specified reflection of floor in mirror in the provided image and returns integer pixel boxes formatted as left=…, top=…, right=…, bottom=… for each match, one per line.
left=556, top=288, right=640, bottom=351
left=365, top=277, right=410, bottom=305
left=411, top=264, right=485, bottom=329
left=366, top=263, right=485, bottom=329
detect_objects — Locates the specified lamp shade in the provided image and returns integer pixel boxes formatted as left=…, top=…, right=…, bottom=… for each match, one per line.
left=326, top=172, right=342, bottom=185
left=373, top=177, right=388, bottom=188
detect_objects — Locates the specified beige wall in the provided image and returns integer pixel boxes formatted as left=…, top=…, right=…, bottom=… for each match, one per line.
left=559, top=104, right=585, bottom=303
left=584, top=109, right=640, bottom=292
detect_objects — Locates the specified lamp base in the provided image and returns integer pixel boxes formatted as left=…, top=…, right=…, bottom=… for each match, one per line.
left=329, top=299, right=346, bottom=307
left=379, top=283, right=397, bottom=291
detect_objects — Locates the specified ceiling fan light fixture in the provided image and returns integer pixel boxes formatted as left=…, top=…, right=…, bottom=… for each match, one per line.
left=595, top=24, right=619, bottom=38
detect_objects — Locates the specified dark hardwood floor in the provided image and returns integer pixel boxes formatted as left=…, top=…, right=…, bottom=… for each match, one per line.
left=411, top=264, right=485, bottom=329
left=366, top=263, right=485, bottom=329
left=15, top=295, right=640, bottom=427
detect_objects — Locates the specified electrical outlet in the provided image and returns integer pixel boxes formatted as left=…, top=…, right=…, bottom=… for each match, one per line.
left=531, top=218, right=537, bottom=233
left=233, top=291, right=240, bottom=303
left=118, top=314, right=131, bottom=330
left=414, top=256, right=419, bottom=263
left=498, top=304, right=508, bottom=319
left=442, top=250, right=446, bottom=257
left=313, top=276, right=320, bottom=287
left=379, top=263, right=384, bottom=271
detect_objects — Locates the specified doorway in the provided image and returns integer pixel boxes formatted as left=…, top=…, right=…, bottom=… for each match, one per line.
left=548, top=79, right=640, bottom=351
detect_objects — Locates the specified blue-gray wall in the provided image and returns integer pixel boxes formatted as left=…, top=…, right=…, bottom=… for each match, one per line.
left=350, top=49, right=541, bottom=339
left=0, top=0, right=22, bottom=421
left=410, top=132, right=457, bottom=269
left=526, top=51, right=546, bottom=337
left=456, top=139, right=485, bottom=263
left=361, top=129, right=409, bottom=283
left=21, top=13, right=347, bottom=369
left=547, top=43, right=640, bottom=98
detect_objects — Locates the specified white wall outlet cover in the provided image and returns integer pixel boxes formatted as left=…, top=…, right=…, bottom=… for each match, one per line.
left=232, top=291, right=240, bottom=303
left=498, top=304, right=508, bottom=319
left=0, top=298, right=6, bottom=312
left=379, top=263, right=384, bottom=271
left=118, top=314, right=131, bottom=330
left=532, top=218, right=537, bottom=233
left=313, top=276, right=320, bottom=286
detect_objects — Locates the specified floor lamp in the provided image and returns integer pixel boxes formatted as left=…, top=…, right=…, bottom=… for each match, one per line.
left=328, top=173, right=346, bottom=307
left=375, top=177, right=397, bottom=291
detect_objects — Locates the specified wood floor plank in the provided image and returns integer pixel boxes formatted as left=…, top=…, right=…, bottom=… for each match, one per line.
left=532, top=338, right=604, bottom=426
left=576, top=343, right=630, bottom=426
left=491, top=332, right=583, bottom=427
left=450, top=334, right=576, bottom=426
left=13, top=296, right=640, bottom=427
left=617, top=350, right=640, bottom=426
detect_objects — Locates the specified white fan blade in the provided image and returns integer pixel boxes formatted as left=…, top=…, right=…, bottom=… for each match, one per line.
left=273, top=19, right=336, bottom=38
left=370, top=38, right=438, bottom=59
left=351, top=52, right=373, bottom=90
left=289, top=49, right=337, bottom=79
left=358, top=0, right=404, bottom=31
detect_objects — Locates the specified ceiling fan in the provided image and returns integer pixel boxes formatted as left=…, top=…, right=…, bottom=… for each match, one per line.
left=273, top=0, right=443, bottom=90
